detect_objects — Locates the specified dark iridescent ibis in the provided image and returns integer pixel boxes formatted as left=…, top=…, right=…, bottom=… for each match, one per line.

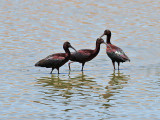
left=100, top=29, right=130, bottom=70
left=68, top=38, right=107, bottom=71
left=35, top=42, right=76, bottom=74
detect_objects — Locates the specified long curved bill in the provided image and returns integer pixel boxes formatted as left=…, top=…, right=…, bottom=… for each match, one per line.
left=104, top=43, right=112, bottom=50
left=103, top=42, right=108, bottom=47
left=100, top=39, right=109, bottom=47
left=100, top=34, right=104, bottom=38
left=70, top=46, right=77, bottom=52
left=103, top=42, right=112, bottom=50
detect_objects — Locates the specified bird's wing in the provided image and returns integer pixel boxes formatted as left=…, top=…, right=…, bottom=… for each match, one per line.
left=113, top=47, right=130, bottom=61
left=46, top=53, right=66, bottom=60
left=35, top=53, right=66, bottom=67
left=78, top=49, right=93, bottom=56
left=70, top=49, right=93, bottom=61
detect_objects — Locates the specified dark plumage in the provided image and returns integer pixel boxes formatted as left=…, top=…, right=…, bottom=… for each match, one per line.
left=100, top=29, right=130, bottom=70
left=68, top=38, right=107, bottom=71
left=35, top=42, right=76, bottom=74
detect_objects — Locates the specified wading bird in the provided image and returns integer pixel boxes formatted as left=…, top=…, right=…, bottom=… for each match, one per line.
left=68, top=38, right=107, bottom=71
left=35, top=41, right=76, bottom=74
left=100, top=29, right=130, bottom=70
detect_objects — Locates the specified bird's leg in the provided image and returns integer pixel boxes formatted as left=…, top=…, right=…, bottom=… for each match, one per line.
left=57, top=68, right=60, bottom=74
left=118, top=62, right=120, bottom=70
left=112, top=61, right=115, bottom=70
left=81, top=63, right=85, bottom=71
left=50, top=68, right=54, bottom=74
left=68, top=61, right=74, bottom=71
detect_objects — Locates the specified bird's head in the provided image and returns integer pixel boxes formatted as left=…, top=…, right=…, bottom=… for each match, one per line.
left=96, top=38, right=106, bottom=44
left=64, top=41, right=77, bottom=52
left=100, top=29, right=111, bottom=38
left=96, top=38, right=109, bottom=47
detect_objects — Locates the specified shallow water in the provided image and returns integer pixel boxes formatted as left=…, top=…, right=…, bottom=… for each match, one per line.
left=0, top=0, right=160, bottom=119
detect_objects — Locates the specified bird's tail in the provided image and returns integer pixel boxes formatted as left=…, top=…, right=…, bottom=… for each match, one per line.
left=35, top=59, right=45, bottom=67
left=128, top=59, right=130, bottom=62
left=127, top=58, right=130, bottom=62
left=35, top=61, right=40, bottom=67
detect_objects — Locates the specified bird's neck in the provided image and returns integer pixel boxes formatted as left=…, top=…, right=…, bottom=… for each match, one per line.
left=64, top=48, right=71, bottom=57
left=106, top=34, right=111, bottom=44
left=93, top=42, right=101, bottom=55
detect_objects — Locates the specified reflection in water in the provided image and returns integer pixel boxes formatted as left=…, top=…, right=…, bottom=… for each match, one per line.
left=37, top=75, right=71, bottom=89
left=36, top=74, right=73, bottom=99
left=103, top=71, right=130, bottom=101
left=36, top=73, right=96, bottom=100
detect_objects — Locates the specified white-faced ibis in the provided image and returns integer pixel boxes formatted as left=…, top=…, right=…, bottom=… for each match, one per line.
left=35, top=41, right=76, bottom=74
left=68, top=38, right=107, bottom=71
left=100, top=29, right=130, bottom=70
